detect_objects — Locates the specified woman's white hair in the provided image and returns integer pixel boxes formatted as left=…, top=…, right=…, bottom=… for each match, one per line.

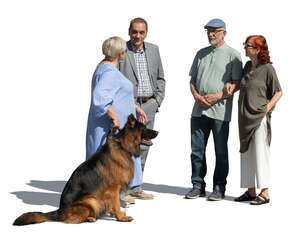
left=102, top=36, right=126, bottom=58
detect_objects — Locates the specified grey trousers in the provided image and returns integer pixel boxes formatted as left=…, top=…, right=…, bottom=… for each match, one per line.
left=138, top=98, right=158, bottom=171
left=129, top=98, right=158, bottom=194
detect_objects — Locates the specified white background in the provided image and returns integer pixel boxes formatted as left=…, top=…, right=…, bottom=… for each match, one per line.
left=1, top=0, right=299, bottom=236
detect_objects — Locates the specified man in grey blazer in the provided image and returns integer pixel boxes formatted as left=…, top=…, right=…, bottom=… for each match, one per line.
left=119, top=17, right=165, bottom=200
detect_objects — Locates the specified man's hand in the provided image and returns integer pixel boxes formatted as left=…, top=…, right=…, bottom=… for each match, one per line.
left=204, top=92, right=222, bottom=105
left=190, top=77, right=211, bottom=108
left=195, top=94, right=211, bottom=108
left=135, top=105, right=147, bottom=123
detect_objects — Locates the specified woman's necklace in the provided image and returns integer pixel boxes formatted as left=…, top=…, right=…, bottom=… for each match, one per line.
left=249, top=62, right=257, bottom=75
left=100, top=57, right=114, bottom=64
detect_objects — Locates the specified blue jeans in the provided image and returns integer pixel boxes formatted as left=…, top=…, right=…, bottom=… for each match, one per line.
left=190, top=115, right=229, bottom=190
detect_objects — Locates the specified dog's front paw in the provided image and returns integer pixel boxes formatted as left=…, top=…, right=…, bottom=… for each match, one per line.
left=86, top=217, right=97, bottom=222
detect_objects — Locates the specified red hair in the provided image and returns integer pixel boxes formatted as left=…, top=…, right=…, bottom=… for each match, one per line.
left=245, top=35, right=272, bottom=64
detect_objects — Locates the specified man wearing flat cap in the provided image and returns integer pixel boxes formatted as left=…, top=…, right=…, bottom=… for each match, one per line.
left=185, top=19, right=242, bottom=201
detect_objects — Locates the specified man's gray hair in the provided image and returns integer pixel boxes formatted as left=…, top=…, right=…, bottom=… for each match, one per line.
left=129, top=17, right=148, bottom=32
left=102, top=36, right=126, bottom=58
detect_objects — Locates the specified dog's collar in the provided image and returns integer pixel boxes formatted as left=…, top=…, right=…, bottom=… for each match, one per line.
left=108, top=126, right=120, bottom=137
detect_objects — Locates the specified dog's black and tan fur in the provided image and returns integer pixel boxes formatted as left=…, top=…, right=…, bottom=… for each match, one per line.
left=13, top=114, right=158, bottom=225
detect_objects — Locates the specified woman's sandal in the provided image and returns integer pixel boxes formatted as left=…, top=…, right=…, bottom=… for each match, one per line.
left=250, top=193, right=270, bottom=205
left=234, top=191, right=256, bottom=202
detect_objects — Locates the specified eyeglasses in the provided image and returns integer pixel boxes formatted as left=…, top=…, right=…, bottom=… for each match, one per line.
left=243, top=42, right=257, bottom=49
left=205, top=29, right=224, bottom=35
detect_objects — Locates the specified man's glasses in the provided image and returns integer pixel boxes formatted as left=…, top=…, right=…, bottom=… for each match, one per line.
left=205, top=29, right=224, bottom=35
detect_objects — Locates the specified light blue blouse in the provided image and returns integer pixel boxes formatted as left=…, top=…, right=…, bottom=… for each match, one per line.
left=86, top=62, right=136, bottom=158
left=86, top=63, right=142, bottom=187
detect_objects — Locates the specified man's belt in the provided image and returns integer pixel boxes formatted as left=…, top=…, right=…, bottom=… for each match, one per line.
left=137, top=96, right=154, bottom=104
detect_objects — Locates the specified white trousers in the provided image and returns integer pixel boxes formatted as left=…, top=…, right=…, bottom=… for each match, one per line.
left=240, top=117, right=270, bottom=189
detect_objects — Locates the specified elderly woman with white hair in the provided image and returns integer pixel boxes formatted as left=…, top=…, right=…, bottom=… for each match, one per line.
left=86, top=36, right=147, bottom=206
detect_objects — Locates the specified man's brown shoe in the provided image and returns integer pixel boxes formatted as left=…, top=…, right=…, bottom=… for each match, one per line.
left=121, top=194, right=135, bottom=204
left=130, top=191, right=154, bottom=200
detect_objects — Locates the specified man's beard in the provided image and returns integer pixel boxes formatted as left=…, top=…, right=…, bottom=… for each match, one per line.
left=209, top=37, right=222, bottom=47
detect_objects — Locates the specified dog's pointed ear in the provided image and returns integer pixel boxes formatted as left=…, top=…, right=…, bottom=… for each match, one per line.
left=128, top=114, right=136, bottom=128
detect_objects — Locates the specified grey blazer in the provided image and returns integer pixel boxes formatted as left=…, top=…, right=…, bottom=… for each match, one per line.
left=119, top=41, right=165, bottom=107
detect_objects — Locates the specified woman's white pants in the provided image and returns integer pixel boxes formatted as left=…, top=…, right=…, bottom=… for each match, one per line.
left=240, top=117, right=270, bottom=189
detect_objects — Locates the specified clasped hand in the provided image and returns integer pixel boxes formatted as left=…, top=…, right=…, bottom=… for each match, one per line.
left=196, top=83, right=234, bottom=108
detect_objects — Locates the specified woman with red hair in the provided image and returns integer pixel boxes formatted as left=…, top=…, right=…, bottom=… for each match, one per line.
left=234, top=35, right=282, bottom=205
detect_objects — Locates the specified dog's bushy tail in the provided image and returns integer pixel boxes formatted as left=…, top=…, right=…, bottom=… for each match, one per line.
left=13, top=210, right=59, bottom=226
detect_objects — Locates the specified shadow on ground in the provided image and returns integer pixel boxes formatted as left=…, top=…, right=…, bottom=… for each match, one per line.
left=11, top=180, right=238, bottom=207
left=11, top=180, right=66, bottom=208
left=142, top=182, right=236, bottom=202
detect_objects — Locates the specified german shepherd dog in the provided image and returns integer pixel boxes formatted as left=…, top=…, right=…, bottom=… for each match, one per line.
left=13, top=114, right=158, bottom=225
